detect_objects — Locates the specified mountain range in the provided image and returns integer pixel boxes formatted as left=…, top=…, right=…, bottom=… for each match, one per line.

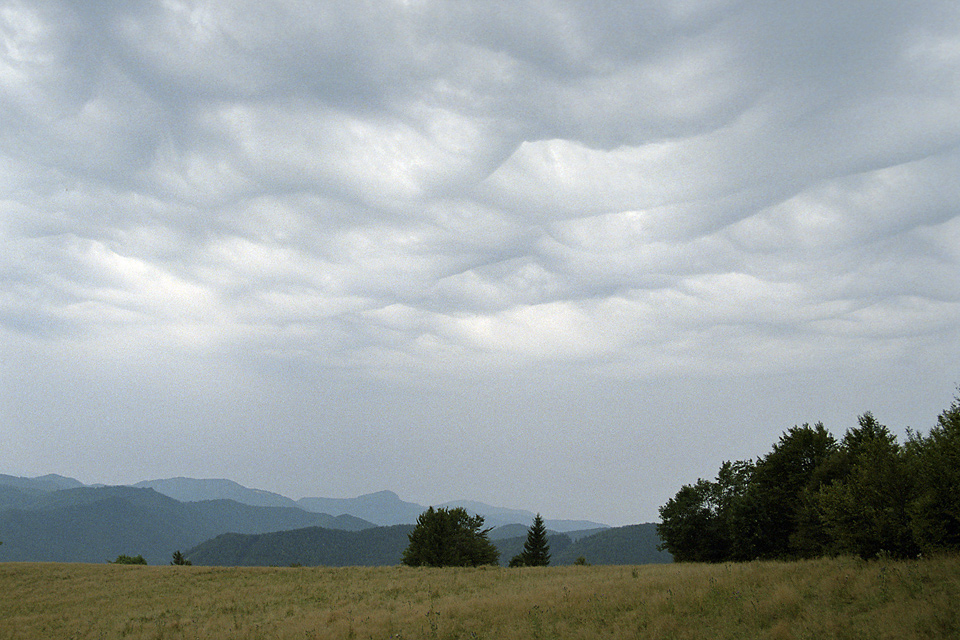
left=132, top=476, right=607, bottom=531
left=0, top=474, right=670, bottom=566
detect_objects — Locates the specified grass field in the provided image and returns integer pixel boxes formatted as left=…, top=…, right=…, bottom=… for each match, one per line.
left=2, top=555, right=959, bottom=639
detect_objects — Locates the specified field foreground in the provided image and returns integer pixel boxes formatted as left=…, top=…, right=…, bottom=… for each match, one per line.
left=2, top=556, right=959, bottom=639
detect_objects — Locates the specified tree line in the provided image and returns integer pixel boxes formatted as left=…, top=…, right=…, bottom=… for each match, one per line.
left=657, top=392, right=960, bottom=562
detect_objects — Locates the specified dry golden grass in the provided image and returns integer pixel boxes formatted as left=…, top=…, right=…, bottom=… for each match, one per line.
left=2, top=555, right=958, bottom=639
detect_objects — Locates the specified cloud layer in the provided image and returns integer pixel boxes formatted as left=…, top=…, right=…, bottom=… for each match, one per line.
left=2, top=0, right=959, bottom=524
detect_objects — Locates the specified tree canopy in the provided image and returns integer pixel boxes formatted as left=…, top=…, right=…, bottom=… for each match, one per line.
left=908, top=396, right=960, bottom=551
left=401, top=507, right=499, bottom=567
left=658, top=393, right=960, bottom=562
left=110, top=554, right=147, bottom=565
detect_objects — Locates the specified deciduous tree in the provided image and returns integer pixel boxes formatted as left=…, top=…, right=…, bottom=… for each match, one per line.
left=818, top=414, right=917, bottom=558
left=658, top=396, right=960, bottom=563
left=401, top=507, right=499, bottom=567
left=657, top=479, right=727, bottom=562
left=737, top=424, right=836, bottom=559
left=908, top=394, right=960, bottom=552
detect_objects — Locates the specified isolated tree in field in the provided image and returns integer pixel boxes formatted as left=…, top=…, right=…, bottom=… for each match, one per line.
left=110, top=554, right=147, bottom=565
left=402, top=507, right=499, bottom=567
left=170, top=550, right=192, bottom=566
left=510, top=513, right=551, bottom=567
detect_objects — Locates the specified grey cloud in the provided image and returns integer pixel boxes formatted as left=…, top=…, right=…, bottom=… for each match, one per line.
left=4, top=0, right=957, bottom=351
left=2, top=0, right=959, bottom=525
left=104, top=2, right=422, bottom=108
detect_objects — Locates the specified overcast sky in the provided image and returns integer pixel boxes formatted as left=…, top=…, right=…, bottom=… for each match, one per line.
left=2, top=0, right=959, bottom=526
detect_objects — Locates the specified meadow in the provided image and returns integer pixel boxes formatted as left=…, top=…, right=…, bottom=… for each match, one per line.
left=2, top=555, right=958, bottom=640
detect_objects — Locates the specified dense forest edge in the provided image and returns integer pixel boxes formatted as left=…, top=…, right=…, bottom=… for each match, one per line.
left=657, top=390, right=960, bottom=562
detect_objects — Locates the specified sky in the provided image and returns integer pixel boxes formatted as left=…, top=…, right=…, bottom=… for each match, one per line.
left=1, top=0, right=959, bottom=527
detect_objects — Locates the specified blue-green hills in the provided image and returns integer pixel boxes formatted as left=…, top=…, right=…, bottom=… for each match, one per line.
left=0, top=474, right=669, bottom=566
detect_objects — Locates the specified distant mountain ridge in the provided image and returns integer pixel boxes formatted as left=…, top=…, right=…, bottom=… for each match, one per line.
left=134, top=478, right=298, bottom=508
left=124, top=477, right=610, bottom=531
left=0, top=483, right=373, bottom=564
left=297, top=490, right=425, bottom=526
left=0, top=474, right=667, bottom=566
left=435, top=499, right=605, bottom=532
left=0, top=473, right=84, bottom=493
left=0, top=474, right=610, bottom=531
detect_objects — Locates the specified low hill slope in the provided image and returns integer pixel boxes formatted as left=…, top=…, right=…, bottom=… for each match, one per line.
left=0, top=487, right=202, bottom=564
left=554, top=523, right=672, bottom=565
left=186, top=524, right=416, bottom=566
left=189, top=499, right=372, bottom=533
left=0, top=485, right=47, bottom=510
left=183, top=523, right=671, bottom=567
left=0, top=486, right=374, bottom=565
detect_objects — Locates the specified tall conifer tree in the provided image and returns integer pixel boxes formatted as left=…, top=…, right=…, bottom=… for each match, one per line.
left=512, top=513, right=551, bottom=567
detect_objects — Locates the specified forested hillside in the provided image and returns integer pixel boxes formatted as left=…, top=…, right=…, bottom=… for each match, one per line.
left=555, top=524, right=671, bottom=565
left=180, top=522, right=669, bottom=567
left=0, top=485, right=373, bottom=564
left=185, top=525, right=417, bottom=566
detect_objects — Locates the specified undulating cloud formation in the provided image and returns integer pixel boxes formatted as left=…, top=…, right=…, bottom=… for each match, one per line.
left=2, top=0, right=959, bottom=525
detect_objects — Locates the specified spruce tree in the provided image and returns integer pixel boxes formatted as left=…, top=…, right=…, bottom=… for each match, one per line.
left=517, top=513, right=550, bottom=567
